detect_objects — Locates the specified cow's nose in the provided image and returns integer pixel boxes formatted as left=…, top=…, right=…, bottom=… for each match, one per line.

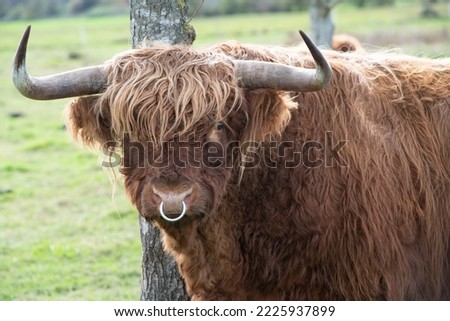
left=152, top=186, right=193, bottom=222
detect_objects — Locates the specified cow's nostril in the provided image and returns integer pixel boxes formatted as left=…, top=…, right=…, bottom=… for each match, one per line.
left=152, top=186, right=193, bottom=204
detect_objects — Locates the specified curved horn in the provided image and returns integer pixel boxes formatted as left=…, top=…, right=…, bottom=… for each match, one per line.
left=12, top=25, right=108, bottom=100
left=233, top=30, right=332, bottom=92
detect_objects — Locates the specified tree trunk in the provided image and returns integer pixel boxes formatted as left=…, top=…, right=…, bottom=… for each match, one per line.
left=138, top=216, right=188, bottom=300
left=421, top=0, right=439, bottom=18
left=448, top=0, right=450, bottom=18
left=130, top=0, right=196, bottom=46
left=129, top=0, right=195, bottom=301
left=309, top=0, right=340, bottom=47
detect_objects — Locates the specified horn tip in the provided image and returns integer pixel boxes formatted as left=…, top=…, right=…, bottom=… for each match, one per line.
left=14, top=25, right=32, bottom=69
left=298, top=30, right=314, bottom=49
left=298, top=30, right=332, bottom=90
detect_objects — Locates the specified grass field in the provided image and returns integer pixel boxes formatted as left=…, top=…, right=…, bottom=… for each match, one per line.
left=1, top=2, right=449, bottom=300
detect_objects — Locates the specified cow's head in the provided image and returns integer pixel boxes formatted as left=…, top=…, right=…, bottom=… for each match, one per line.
left=13, top=26, right=331, bottom=224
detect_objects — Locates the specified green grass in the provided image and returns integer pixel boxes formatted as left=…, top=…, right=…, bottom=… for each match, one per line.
left=1, top=3, right=449, bottom=300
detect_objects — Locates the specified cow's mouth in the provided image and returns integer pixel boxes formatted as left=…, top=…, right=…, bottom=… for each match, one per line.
left=159, top=201, right=187, bottom=222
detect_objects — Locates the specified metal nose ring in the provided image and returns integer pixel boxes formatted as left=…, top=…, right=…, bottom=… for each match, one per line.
left=159, top=201, right=187, bottom=222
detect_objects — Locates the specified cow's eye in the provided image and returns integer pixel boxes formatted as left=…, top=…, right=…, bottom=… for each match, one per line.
left=208, top=122, right=228, bottom=143
left=216, top=122, right=225, bottom=131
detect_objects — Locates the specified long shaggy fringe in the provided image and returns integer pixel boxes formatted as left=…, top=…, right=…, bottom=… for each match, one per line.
left=67, top=42, right=296, bottom=169
left=70, top=45, right=242, bottom=149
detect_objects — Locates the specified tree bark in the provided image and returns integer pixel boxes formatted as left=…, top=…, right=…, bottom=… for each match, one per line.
left=130, top=0, right=196, bottom=47
left=309, top=0, right=341, bottom=47
left=139, top=216, right=188, bottom=300
left=129, top=0, right=195, bottom=301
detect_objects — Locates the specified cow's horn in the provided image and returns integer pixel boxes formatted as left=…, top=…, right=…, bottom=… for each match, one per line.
left=12, top=25, right=108, bottom=100
left=233, top=30, right=332, bottom=92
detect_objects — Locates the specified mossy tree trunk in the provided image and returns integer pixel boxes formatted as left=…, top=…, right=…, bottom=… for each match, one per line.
left=129, top=0, right=195, bottom=301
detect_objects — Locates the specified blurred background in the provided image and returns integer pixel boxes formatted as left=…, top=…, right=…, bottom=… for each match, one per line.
left=1, top=0, right=449, bottom=300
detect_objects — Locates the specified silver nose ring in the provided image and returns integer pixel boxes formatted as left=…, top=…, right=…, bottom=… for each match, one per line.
left=159, top=201, right=187, bottom=222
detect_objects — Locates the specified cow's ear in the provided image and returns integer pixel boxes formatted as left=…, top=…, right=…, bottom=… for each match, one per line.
left=65, top=95, right=115, bottom=149
left=243, top=89, right=296, bottom=142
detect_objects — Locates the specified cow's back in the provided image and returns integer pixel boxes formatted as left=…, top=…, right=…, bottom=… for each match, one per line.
left=232, top=48, right=450, bottom=299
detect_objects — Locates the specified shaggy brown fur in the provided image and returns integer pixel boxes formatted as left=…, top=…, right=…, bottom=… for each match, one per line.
left=67, top=41, right=450, bottom=300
